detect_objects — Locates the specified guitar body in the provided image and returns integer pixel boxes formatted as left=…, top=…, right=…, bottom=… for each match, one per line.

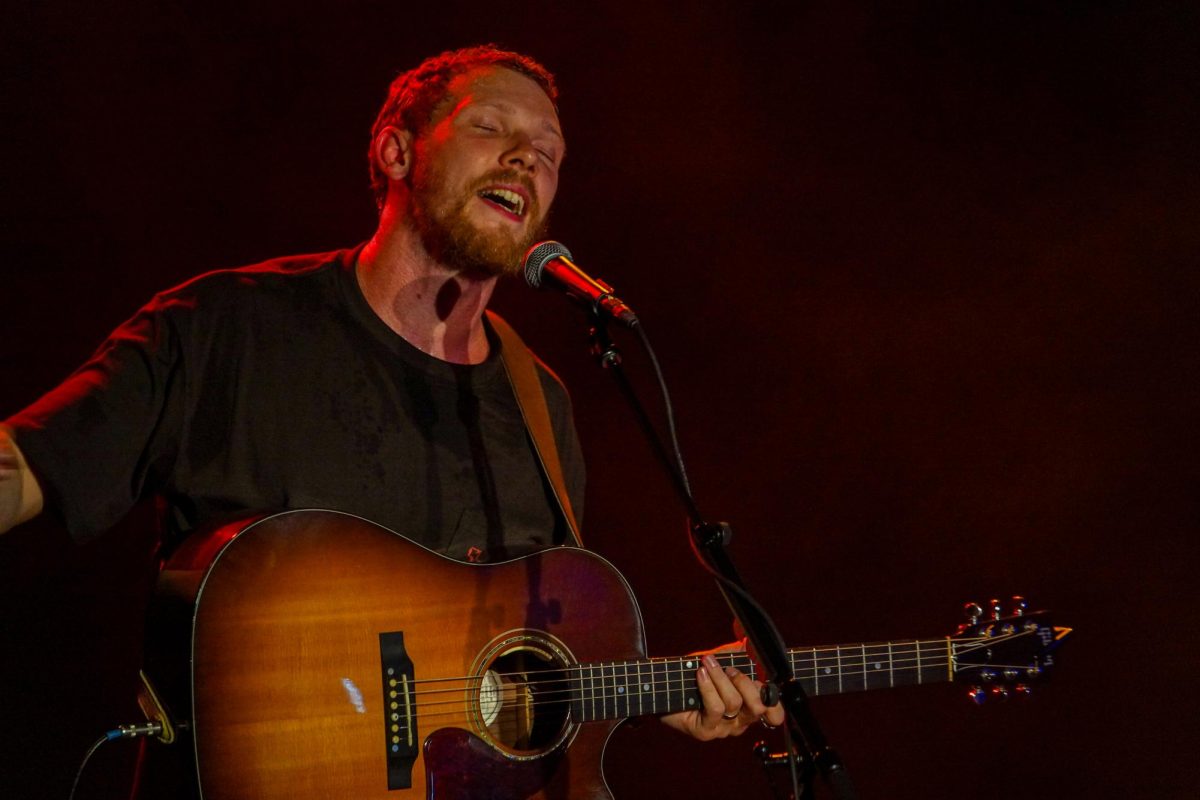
left=150, top=509, right=646, bottom=800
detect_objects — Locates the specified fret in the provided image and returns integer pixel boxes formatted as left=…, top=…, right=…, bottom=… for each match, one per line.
left=727, top=651, right=754, bottom=681
left=579, top=662, right=591, bottom=723
left=861, top=644, right=868, bottom=691
left=569, top=665, right=585, bottom=723
left=651, top=659, right=669, bottom=714
left=681, top=657, right=699, bottom=713
left=888, top=641, right=894, bottom=688
left=651, top=659, right=663, bottom=714
left=648, top=660, right=657, bottom=714
left=635, top=660, right=644, bottom=716
left=681, top=657, right=691, bottom=714
left=576, top=663, right=586, bottom=723
left=603, top=662, right=616, bottom=719
left=609, top=662, right=619, bottom=719
left=822, top=647, right=842, bottom=696
left=862, top=643, right=891, bottom=691
left=836, top=645, right=843, bottom=694
left=590, top=662, right=599, bottom=721
left=624, top=662, right=633, bottom=719
left=887, top=640, right=925, bottom=688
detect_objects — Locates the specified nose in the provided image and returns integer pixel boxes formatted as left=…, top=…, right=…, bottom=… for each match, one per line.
left=501, top=135, right=538, bottom=173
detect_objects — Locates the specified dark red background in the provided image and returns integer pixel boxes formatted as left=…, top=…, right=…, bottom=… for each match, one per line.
left=2, top=2, right=1196, bottom=798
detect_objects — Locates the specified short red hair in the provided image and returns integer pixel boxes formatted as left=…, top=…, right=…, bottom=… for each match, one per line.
left=368, top=45, right=558, bottom=210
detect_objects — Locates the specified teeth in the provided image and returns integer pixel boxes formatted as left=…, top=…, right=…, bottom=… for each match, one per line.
left=481, top=188, right=526, bottom=216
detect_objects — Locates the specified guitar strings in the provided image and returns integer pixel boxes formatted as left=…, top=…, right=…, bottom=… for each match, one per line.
left=404, top=651, right=957, bottom=702
left=401, top=649, right=1027, bottom=718
left=397, top=636, right=995, bottom=691
left=388, top=630, right=1040, bottom=722
left=395, top=633, right=1015, bottom=696
left=404, top=658, right=1008, bottom=724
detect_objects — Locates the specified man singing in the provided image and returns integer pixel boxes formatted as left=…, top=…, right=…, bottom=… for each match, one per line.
left=0, top=45, right=784, bottom=796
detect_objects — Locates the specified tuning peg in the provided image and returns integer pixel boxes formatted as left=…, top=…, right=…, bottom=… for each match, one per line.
left=1010, top=596, right=1028, bottom=617
left=989, top=598, right=1003, bottom=620
left=968, top=687, right=986, bottom=705
left=963, top=602, right=983, bottom=624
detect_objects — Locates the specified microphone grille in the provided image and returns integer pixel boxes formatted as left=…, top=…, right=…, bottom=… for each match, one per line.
left=523, top=241, right=573, bottom=289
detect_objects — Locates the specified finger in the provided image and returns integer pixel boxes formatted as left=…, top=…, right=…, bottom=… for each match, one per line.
left=734, top=677, right=770, bottom=719
left=704, top=656, right=744, bottom=718
left=693, top=662, right=727, bottom=736
left=748, top=679, right=786, bottom=727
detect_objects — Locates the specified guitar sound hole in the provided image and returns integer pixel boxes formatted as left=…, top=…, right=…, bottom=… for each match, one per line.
left=477, top=647, right=570, bottom=756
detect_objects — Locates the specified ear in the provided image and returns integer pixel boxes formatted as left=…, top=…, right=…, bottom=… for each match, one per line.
left=373, top=126, right=415, bottom=180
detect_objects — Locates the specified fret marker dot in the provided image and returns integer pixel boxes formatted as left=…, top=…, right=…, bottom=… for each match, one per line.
left=643, top=684, right=650, bottom=691
left=824, top=667, right=831, bottom=674
left=618, top=686, right=625, bottom=694
left=688, top=698, right=696, bottom=706
left=686, top=661, right=694, bottom=668
left=874, top=663, right=881, bottom=669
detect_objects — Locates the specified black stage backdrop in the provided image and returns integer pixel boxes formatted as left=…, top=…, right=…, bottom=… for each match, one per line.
left=2, top=2, right=1196, bottom=798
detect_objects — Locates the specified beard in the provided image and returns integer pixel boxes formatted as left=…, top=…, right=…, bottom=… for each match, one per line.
left=408, top=164, right=547, bottom=278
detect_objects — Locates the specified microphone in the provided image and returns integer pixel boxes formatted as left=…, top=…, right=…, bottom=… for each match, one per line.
left=523, top=241, right=638, bottom=327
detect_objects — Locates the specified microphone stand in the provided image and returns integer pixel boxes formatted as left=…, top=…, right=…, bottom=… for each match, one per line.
left=587, top=316, right=857, bottom=800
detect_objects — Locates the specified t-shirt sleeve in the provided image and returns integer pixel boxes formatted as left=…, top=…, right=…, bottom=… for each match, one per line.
left=4, top=295, right=184, bottom=542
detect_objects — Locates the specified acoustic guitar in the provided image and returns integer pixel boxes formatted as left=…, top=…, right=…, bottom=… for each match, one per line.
left=141, top=509, right=1070, bottom=799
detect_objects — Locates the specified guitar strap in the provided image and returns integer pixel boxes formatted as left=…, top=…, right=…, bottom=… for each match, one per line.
left=487, top=310, right=584, bottom=547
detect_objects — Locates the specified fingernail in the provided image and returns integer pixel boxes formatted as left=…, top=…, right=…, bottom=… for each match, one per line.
left=725, top=667, right=739, bottom=678
left=703, top=655, right=718, bottom=669
left=697, top=666, right=710, bottom=682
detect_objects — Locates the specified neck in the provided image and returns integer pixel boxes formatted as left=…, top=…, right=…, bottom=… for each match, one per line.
left=356, top=205, right=497, bottom=365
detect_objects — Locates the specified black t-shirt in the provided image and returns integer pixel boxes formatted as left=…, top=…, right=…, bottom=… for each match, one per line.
left=6, top=247, right=584, bottom=560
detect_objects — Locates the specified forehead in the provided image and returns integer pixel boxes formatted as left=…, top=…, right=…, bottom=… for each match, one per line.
left=440, top=66, right=563, bottom=139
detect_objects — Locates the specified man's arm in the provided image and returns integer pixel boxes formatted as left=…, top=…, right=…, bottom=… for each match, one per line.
left=0, top=426, right=44, bottom=534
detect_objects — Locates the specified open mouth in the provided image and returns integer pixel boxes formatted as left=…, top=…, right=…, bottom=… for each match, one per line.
left=477, top=187, right=528, bottom=218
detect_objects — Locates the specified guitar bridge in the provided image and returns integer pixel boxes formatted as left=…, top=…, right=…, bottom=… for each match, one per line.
left=380, top=631, right=418, bottom=789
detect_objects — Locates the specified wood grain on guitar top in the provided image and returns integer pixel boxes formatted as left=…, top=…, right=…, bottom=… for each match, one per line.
left=147, top=510, right=1066, bottom=798
left=170, top=509, right=645, bottom=800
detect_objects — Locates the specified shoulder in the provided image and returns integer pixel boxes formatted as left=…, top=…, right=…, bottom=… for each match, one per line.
left=148, top=248, right=355, bottom=316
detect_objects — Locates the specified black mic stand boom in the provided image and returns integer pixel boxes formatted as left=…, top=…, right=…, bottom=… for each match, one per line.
left=585, top=315, right=858, bottom=800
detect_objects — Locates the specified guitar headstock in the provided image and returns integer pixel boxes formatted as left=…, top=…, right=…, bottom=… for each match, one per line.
left=951, top=596, right=1072, bottom=704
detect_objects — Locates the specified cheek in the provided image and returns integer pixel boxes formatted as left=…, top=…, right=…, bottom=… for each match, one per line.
left=537, top=174, right=559, bottom=211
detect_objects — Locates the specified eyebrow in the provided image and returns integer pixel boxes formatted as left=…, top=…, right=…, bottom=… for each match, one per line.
left=471, top=100, right=564, bottom=141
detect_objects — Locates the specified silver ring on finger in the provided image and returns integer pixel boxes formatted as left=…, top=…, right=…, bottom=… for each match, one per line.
left=759, top=716, right=777, bottom=729
left=721, top=710, right=739, bottom=721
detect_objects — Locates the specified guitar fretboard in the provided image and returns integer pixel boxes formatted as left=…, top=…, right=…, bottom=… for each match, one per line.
left=567, top=639, right=954, bottom=723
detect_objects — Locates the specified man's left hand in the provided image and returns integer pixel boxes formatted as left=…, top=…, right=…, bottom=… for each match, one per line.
left=659, top=648, right=786, bottom=741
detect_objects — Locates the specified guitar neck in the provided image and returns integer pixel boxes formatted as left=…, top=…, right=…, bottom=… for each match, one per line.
left=568, top=639, right=954, bottom=723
